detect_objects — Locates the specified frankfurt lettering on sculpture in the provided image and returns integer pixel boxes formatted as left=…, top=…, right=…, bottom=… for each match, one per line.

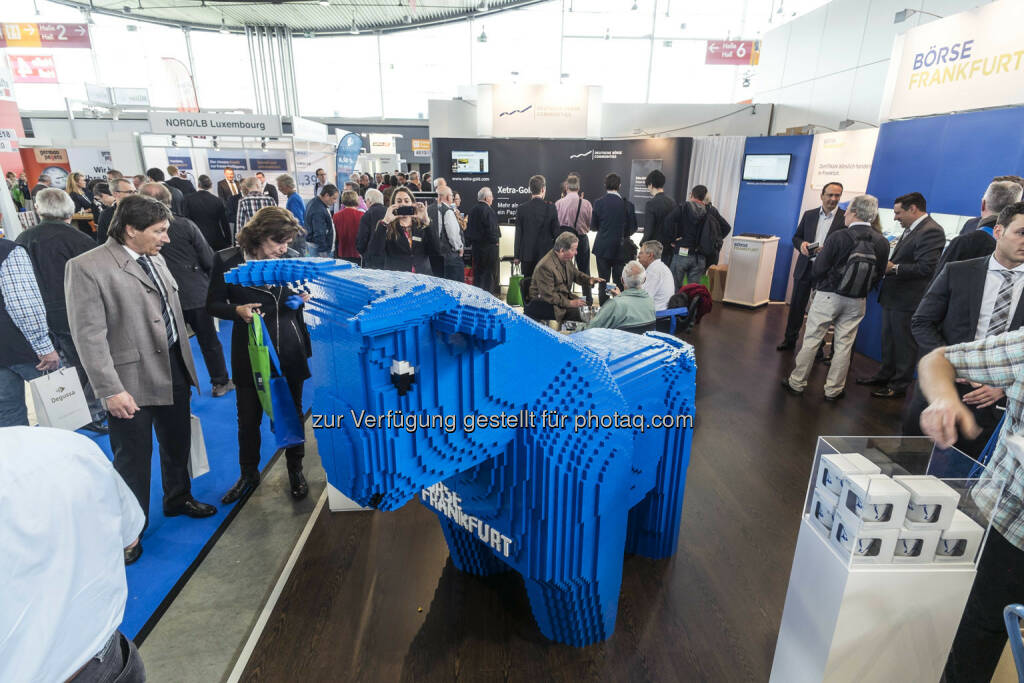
left=421, top=482, right=513, bottom=558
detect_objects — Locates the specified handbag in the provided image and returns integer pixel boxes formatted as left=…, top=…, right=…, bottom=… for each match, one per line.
left=29, top=366, right=92, bottom=431
left=188, top=414, right=210, bottom=478
left=507, top=262, right=524, bottom=306
left=248, top=314, right=305, bottom=449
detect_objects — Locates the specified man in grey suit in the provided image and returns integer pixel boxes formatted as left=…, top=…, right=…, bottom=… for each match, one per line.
left=66, top=195, right=216, bottom=562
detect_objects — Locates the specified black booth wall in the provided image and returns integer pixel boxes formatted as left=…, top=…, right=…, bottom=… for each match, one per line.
left=432, top=137, right=693, bottom=224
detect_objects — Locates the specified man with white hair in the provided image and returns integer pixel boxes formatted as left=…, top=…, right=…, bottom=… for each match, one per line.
left=467, top=186, right=501, bottom=295
left=586, top=260, right=656, bottom=330
left=783, top=194, right=890, bottom=400
left=15, top=188, right=107, bottom=430
left=427, top=186, right=464, bottom=281
left=934, top=179, right=1022, bottom=272
left=356, top=188, right=386, bottom=268
left=637, top=240, right=675, bottom=311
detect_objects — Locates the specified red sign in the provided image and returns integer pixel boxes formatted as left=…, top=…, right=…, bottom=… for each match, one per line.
left=8, top=54, right=58, bottom=84
left=0, top=23, right=90, bottom=49
left=706, top=40, right=756, bottom=65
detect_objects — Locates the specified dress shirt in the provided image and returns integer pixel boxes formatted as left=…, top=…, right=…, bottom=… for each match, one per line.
left=235, top=193, right=277, bottom=240
left=440, top=202, right=463, bottom=251
left=555, top=192, right=593, bottom=235
left=642, top=258, right=675, bottom=311
left=122, top=244, right=178, bottom=344
left=894, top=213, right=931, bottom=252
left=945, top=328, right=1024, bottom=549
left=813, top=207, right=837, bottom=248
left=975, top=256, right=1024, bottom=340
left=0, top=427, right=145, bottom=683
left=0, top=245, right=55, bottom=355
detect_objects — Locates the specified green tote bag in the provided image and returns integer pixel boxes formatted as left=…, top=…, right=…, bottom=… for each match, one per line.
left=247, top=312, right=275, bottom=419
left=506, top=263, right=524, bottom=306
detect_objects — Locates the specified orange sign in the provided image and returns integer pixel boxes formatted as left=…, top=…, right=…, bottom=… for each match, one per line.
left=2, top=23, right=41, bottom=48
left=412, top=138, right=431, bottom=157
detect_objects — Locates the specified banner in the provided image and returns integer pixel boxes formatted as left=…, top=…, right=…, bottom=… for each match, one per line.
left=705, top=40, right=758, bottom=65
left=0, top=22, right=91, bottom=49
left=162, top=58, right=198, bottom=112
left=8, top=54, right=57, bottom=83
left=412, top=138, right=431, bottom=158
left=492, top=85, right=588, bottom=139
left=67, top=148, right=113, bottom=179
left=166, top=154, right=193, bottom=170
left=335, top=133, right=362, bottom=182
left=249, top=157, right=287, bottom=172
left=883, top=0, right=1024, bottom=120
left=808, top=128, right=878, bottom=193
left=20, top=147, right=70, bottom=187
left=207, top=155, right=248, bottom=171
left=368, top=134, right=395, bottom=155
left=148, top=112, right=281, bottom=137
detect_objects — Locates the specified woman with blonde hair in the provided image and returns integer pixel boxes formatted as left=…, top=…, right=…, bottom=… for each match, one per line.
left=65, top=171, right=94, bottom=235
left=365, top=186, right=439, bottom=273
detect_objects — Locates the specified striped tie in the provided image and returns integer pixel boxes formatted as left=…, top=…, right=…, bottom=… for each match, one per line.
left=986, top=271, right=1021, bottom=336
left=137, top=256, right=178, bottom=346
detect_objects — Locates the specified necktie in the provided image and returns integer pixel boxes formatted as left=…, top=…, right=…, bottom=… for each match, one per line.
left=987, top=270, right=1022, bottom=336
left=229, top=181, right=237, bottom=195
left=137, top=256, right=177, bottom=346
left=893, top=227, right=912, bottom=254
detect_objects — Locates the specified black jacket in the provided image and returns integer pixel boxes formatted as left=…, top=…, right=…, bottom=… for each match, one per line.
left=791, top=207, right=846, bottom=281
left=811, top=223, right=890, bottom=296
left=466, top=202, right=501, bottom=247
left=162, top=182, right=186, bottom=217
left=206, top=247, right=311, bottom=387
left=184, top=190, right=231, bottom=250
left=667, top=200, right=706, bottom=252
left=166, top=176, right=196, bottom=196
left=365, top=221, right=439, bottom=274
left=591, top=193, right=637, bottom=260
left=217, top=179, right=242, bottom=204
left=96, top=204, right=116, bottom=245
left=912, top=256, right=1024, bottom=355
left=933, top=215, right=997, bottom=277
left=69, top=192, right=94, bottom=235
left=514, top=198, right=559, bottom=263
left=262, top=183, right=279, bottom=204
left=356, top=203, right=387, bottom=266
left=959, top=216, right=981, bottom=235
left=641, top=192, right=676, bottom=248
left=878, top=216, right=947, bottom=312
left=14, top=220, right=96, bottom=334
left=159, top=216, right=215, bottom=310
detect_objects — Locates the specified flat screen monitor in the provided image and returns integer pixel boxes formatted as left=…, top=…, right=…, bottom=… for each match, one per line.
left=742, top=154, right=792, bottom=182
left=451, top=151, right=489, bottom=174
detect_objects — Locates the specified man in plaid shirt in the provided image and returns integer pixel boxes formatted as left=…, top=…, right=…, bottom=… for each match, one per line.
left=0, top=239, right=61, bottom=426
left=233, top=177, right=276, bottom=244
left=919, top=325, right=1024, bottom=682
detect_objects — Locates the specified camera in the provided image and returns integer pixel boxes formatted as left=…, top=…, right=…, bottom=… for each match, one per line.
left=394, top=205, right=417, bottom=216
left=807, top=241, right=821, bottom=257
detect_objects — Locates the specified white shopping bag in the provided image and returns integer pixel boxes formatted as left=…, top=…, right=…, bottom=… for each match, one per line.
left=188, top=414, right=210, bottom=479
left=29, top=367, right=91, bottom=431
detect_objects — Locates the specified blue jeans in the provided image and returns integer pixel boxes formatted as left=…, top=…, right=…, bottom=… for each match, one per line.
left=0, top=361, right=42, bottom=427
left=306, top=244, right=332, bottom=258
left=670, top=252, right=706, bottom=290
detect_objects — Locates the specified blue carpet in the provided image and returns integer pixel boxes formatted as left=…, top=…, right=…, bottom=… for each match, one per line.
left=79, top=319, right=279, bottom=640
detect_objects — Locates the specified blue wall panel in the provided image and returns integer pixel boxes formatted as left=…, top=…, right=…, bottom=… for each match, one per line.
left=732, top=135, right=814, bottom=302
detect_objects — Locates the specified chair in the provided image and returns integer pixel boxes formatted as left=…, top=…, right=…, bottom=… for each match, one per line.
left=1004, top=604, right=1024, bottom=682
left=655, top=307, right=689, bottom=334
left=619, top=320, right=657, bottom=334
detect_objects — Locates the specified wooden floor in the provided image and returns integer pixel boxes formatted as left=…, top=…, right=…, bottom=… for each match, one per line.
left=241, top=304, right=907, bottom=683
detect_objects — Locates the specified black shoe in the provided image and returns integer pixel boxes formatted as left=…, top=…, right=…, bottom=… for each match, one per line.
left=288, top=468, right=309, bottom=500
left=81, top=419, right=109, bottom=435
left=221, top=474, right=260, bottom=504
left=776, top=341, right=796, bottom=351
left=165, top=497, right=218, bottom=518
left=871, top=386, right=906, bottom=399
left=856, top=376, right=889, bottom=386
left=124, top=542, right=143, bottom=565
left=780, top=378, right=803, bottom=396
left=824, top=391, right=846, bottom=402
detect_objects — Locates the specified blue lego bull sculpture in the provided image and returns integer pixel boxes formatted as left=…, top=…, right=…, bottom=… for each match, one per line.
left=225, top=258, right=696, bottom=647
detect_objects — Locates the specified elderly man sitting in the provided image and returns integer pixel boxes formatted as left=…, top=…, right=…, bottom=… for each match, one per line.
left=526, top=231, right=603, bottom=324
left=587, top=260, right=656, bottom=330
left=637, top=240, right=675, bottom=311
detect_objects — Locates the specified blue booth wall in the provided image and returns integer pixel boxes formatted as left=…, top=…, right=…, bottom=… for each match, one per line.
left=732, top=135, right=814, bottom=302
left=854, top=105, right=1024, bottom=361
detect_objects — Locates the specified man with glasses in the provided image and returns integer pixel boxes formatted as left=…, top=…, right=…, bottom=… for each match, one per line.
left=313, top=168, right=328, bottom=196
left=97, top=179, right=136, bottom=245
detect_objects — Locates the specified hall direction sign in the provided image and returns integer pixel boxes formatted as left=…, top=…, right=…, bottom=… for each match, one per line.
left=0, top=23, right=91, bottom=49
left=147, top=112, right=283, bottom=138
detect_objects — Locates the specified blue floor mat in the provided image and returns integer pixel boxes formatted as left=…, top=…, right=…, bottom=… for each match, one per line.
left=79, top=319, right=279, bottom=641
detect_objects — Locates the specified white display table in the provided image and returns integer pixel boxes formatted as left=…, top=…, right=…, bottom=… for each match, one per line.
left=722, top=235, right=779, bottom=307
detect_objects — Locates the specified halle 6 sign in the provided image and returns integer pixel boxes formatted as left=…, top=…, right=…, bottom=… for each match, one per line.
left=706, top=40, right=759, bottom=65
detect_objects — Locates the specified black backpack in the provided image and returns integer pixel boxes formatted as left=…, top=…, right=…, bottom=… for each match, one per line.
left=698, top=210, right=724, bottom=258
left=835, top=228, right=878, bottom=298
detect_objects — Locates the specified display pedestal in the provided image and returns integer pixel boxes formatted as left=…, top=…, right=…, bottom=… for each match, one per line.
left=770, top=517, right=976, bottom=683
left=327, top=483, right=368, bottom=512
left=722, top=235, right=778, bottom=307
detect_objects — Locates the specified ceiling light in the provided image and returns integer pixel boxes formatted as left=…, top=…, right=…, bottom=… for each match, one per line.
left=319, top=0, right=329, bottom=5
left=83, top=10, right=95, bottom=24
left=477, top=26, right=487, bottom=42
left=219, top=17, right=229, bottom=33
left=122, top=5, right=131, bottom=13
left=776, top=1, right=784, bottom=14
left=478, top=0, right=489, bottom=10
left=605, top=28, right=610, bottom=40
left=631, top=0, right=638, bottom=9
left=350, top=17, right=359, bottom=34
left=893, top=8, right=942, bottom=23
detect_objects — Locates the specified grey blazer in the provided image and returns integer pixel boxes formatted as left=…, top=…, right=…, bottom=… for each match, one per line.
left=65, top=238, right=199, bottom=407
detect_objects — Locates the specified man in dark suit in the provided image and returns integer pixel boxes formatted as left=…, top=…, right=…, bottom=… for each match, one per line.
left=356, top=188, right=386, bottom=268
left=934, top=180, right=1021, bottom=274
left=165, top=165, right=196, bottom=196
left=31, top=173, right=52, bottom=197
left=184, top=175, right=231, bottom=250
left=778, top=182, right=845, bottom=350
left=217, top=167, right=242, bottom=204
left=145, top=168, right=185, bottom=216
left=255, top=172, right=279, bottom=204
left=858, top=192, right=946, bottom=398
left=65, top=195, right=217, bottom=554
left=641, top=170, right=676, bottom=266
left=959, top=174, right=1024, bottom=235
left=907, top=201, right=1024, bottom=455
left=591, top=173, right=638, bottom=304
left=513, top=174, right=559, bottom=277
left=467, top=186, right=502, bottom=296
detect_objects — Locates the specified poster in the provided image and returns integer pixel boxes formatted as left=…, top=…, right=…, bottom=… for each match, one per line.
left=628, top=159, right=663, bottom=215
left=808, top=129, right=879, bottom=193
left=20, top=147, right=70, bottom=187
left=491, top=84, right=589, bottom=139
left=67, top=148, right=113, bottom=179
left=8, top=54, right=57, bottom=83
left=335, top=133, right=362, bottom=182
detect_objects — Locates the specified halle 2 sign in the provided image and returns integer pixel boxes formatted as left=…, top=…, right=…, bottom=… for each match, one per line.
left=705, top=40, right=759, bottom=65
left=0, top=23, right=91, bottom=49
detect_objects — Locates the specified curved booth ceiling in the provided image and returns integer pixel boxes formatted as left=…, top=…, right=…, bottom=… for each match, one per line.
left=50, top=0, right=547, bottom=35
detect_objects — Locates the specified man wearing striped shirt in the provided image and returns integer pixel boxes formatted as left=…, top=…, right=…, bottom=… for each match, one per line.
left=0, top=238, right=61, bottom=426
left=234, top=176, right=277, bottom=244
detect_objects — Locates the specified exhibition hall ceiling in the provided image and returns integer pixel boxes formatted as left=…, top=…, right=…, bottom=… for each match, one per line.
left=50, top=0, right=546, bottom=35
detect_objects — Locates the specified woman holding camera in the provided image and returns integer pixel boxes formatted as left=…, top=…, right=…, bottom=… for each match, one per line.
left=365, top=186, right=439, bottom=274
left=207, top=207, right=312, bottom=503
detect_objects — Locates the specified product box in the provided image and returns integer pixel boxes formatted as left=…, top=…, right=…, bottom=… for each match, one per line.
left=893, top=528, right=942, bottom=564
left=893, top=475, right=961, bottom=531
left=811, top=486, right=840, bottom=536
left=818, top=452, right=882, bottom=496
left=830, top=507, right=899, bottom=564
left=839, top=473, right=911, bottom=529
left=935, top=510, right=986, bottom=564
